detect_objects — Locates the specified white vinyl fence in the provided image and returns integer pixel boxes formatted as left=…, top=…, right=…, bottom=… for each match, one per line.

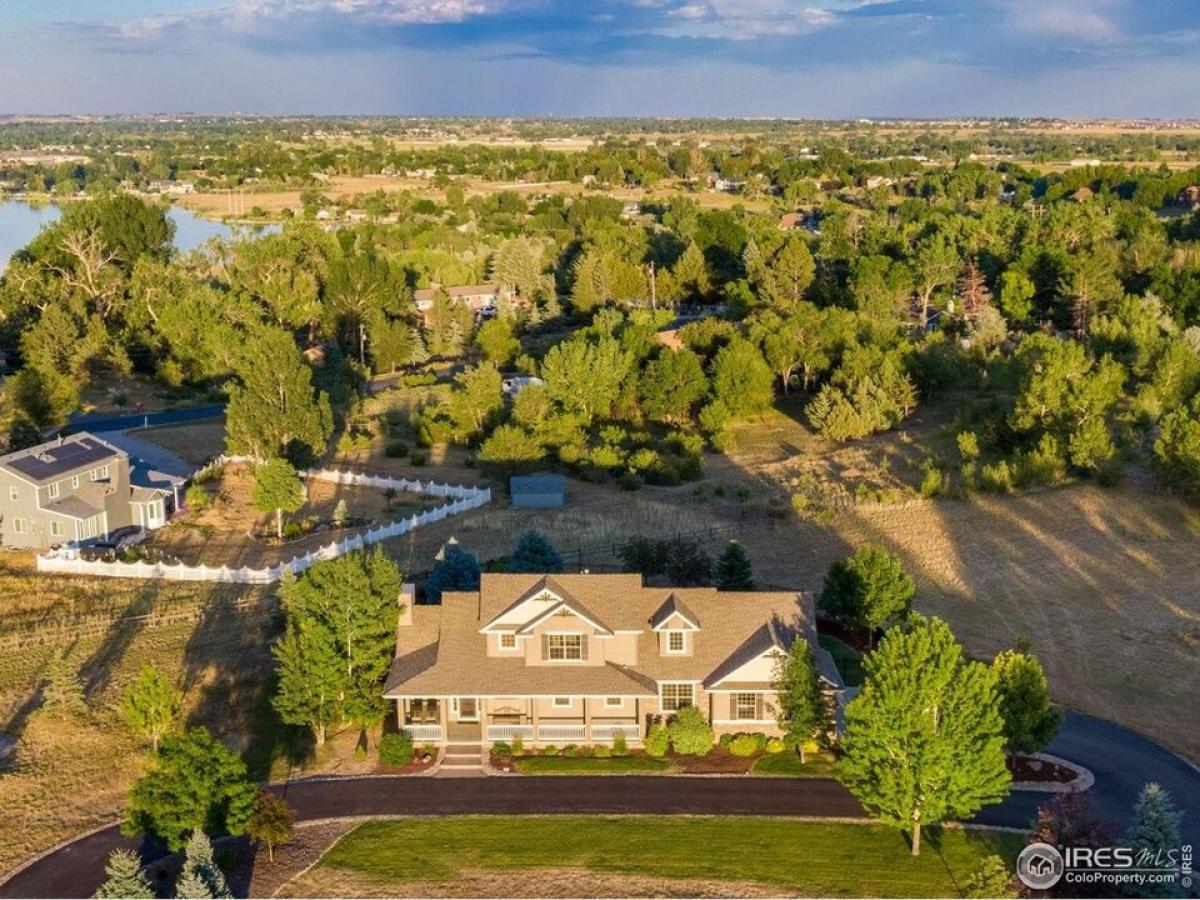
left=36, top=456, right=491, bottom=584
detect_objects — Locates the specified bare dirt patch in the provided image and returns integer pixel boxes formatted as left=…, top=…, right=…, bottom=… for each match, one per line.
left=147, top=464, right=434, bottom=568
left=278, top=865, right=798, bottom=899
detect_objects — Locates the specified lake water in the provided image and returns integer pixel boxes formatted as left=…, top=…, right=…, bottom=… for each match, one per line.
left=0, top=200, right=279, bottom=271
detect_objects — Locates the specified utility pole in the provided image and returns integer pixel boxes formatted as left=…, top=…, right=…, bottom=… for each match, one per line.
left=648, top=260, right=656, bottom=310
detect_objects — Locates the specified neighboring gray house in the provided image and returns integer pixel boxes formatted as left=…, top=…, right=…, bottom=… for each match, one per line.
left=0, top=433, right=180, bottom=550
left=510, top=474, right=566, bottom=509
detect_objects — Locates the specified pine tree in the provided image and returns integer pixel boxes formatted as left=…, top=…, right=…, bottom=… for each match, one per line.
left=507, top=530, right=564, bottom=573
left=425, top=542, right=481, bottom=602
left=332, top=498, right=348, bottom=527
left=41, top=651, right=86, bottom=718
left=94, top=849, right=154, bottom=899
left=121, top=664, right=182, bottom=753
left=1123, top=783, right=1183, bottom=898
left=714, top=540, right=755, bottom=590
left=837, top=616, right=1011, bottom=856
left=180, top=831, right=230, bottom=898
left=955, top=257, right=992, bottom=322
left=774, top=640, right=822, bottom=761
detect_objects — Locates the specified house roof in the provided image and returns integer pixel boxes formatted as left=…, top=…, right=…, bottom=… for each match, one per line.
left=384, top=573, right=824, bottom=697
left=0, top=433, right=123, bottom=485
left=510, top=474, right=565, bottom=495
left=44, top=494, right=103, bottom=521
left=649, top=593, right=700, bottom=631
left=413, top=283, right=503, bottom=302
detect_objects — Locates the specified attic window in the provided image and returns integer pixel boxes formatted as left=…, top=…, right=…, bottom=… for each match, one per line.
left=666, top=631, right=686, bottom=654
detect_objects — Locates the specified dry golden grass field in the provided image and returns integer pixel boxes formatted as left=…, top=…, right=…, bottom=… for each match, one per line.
left=135, top=399, right=1200, bottom=764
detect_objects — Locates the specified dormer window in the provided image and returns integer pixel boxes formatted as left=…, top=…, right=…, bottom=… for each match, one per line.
left=499, top=633, right=517, bottom=650
left=666, top=631, right=686, bottom=654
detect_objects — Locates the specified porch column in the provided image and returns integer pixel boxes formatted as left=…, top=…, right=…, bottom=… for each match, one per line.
left=439, top=696, right=448, bottom=743
left=530, top=697, right=540, bottom=740
left=396, top=698, right=404, bottom=730
left=583, top=697, right=592, bottom=739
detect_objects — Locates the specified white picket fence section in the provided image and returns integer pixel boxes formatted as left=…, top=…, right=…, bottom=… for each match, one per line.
left=36, top=455, right=491, bottom=584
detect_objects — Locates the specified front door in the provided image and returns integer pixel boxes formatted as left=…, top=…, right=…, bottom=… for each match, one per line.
left=454, top=697, right=478, bottom=722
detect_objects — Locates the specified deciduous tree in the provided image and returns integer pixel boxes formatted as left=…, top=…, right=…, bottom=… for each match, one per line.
left=837, top=617, right=1011, bottom=855
left=121, top=664, right=182, bottom=753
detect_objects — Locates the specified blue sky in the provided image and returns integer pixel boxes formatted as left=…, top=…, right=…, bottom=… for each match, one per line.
left=1, top=0, right=1198, bottom=116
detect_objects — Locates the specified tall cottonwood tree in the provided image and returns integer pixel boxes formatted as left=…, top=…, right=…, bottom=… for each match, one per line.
left=273, top=548, right=404, bottom=734
left=837, top=617, right=1011, bottom=856
left=224, top=324, right=333, bottom=464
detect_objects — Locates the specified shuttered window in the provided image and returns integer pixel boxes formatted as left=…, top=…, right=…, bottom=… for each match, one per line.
left=732, top=692, right=760, bottom=721
left=543, top=633, right=586, bottom=661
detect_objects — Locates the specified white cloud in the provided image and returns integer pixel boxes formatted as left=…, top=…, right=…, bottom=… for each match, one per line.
left=992, top=0, right=1123, bottom=42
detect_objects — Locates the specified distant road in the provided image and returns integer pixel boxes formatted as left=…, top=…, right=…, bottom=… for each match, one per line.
left=65, top=404, right=225, bottom=434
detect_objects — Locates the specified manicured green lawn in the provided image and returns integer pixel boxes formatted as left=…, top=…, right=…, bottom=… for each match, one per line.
left=751, top=749, right=837, bottom=777
left=511, top=754, right=675, bottom=774
left=819, top=633, right=866, bottom=686
left=318, top=816, right=1023, bottom=897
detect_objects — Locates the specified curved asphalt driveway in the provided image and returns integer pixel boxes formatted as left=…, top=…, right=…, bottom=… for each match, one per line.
left=3, top=711, right=1196, bottom=899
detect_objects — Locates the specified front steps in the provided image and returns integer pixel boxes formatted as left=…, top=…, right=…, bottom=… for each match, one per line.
left=436, top=743, right=486, bottom=777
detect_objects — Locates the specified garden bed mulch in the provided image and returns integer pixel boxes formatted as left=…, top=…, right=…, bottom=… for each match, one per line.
left=669, top=746, right=757, bottom=774
left=1007, top=753, right=1076, bottom=784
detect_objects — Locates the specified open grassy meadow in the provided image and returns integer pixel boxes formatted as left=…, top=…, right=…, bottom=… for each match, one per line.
left=283, top=816, right=1021, bottom=898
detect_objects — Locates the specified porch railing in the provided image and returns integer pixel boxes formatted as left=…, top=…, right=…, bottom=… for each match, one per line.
left=590, top=723, right=641, bottom=742
left=537, top=724, right=587, bottom=741
left=486, top=724, right=534, bottom=741
left=400, top=724, right=443, bottom=742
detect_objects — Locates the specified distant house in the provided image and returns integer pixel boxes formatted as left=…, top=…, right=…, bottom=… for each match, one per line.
left=863, top=176, right=895, bottom=191
left=147, top=180, right=195, bottom=195
left=345, top=209, right=369, bottom=223
left=656, top=328, right=685, bottom=351
left=501, top=375, right=545, bottom=397
left=412, top=283, right=517, bottom=324
left=1070, top=186, right=1095, bottom=202
left=510, top=474, right=566, bottom=509
left=1178, top=186, right=1200, bottom=209
left=620, top=201, right=641, bottom=220
left=0, top=433, right=181, bottom=550
left=778, top=213, right=803, bottom=231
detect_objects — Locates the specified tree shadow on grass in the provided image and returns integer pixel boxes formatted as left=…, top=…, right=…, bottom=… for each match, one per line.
left=179, top=586, right=314, bottom=781
left=80, top=585, right=158, bottom=700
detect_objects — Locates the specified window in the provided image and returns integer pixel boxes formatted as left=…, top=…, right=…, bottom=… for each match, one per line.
left=12, top=518, right=28, bottom=535
left=545, top=633, right=584, bottom=661
left=552, top=697, right=572, bottom=708
left=666, top=631, right=686, bottom=653
left=660, top=682, right=694, bottom=712
left=8, top=486, right=17, bottom=502
left=91, top=465, right=109, bottom=481
left=71, top=475, right=80, bottom=489
left=498, top=633, right=517, bottom=650
left=733, top=692, right=759, bottom=721
left=47, top=482, right=60, bottom=500
left=604, top=696, right=623, bottom=708
left=50, top=521, right=65, bottom=539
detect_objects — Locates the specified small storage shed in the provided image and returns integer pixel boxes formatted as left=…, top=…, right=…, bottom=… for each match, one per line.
left=510, top=474, right=566, bottom=509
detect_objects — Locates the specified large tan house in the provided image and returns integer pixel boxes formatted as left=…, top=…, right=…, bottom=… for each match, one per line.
left=412, top=283, right=516, bottom=324
left=383, top=573, right=841, bottom=746
left=0, top=432, right=180, bottom=550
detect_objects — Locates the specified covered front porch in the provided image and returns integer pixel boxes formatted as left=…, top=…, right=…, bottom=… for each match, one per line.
left=395, top=696, right=645, bottom=745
